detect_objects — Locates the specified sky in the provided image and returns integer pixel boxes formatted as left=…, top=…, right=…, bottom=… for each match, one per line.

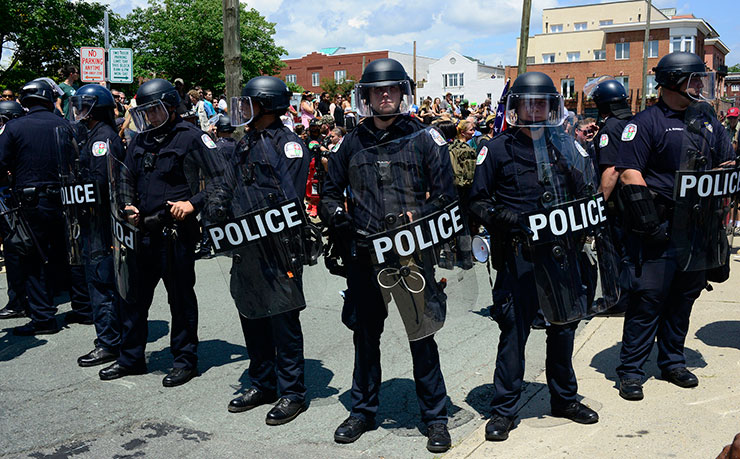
left=33, top=0, right=740, bottom=68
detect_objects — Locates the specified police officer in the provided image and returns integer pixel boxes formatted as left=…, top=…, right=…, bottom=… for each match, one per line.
left=213, top=114, right=237, bottom=163
left=615, top=52, right=735, bottom=401
left=224, top=76, right=311, bottom=425
left=0, top=79, right=70, bottom=335
left=469, top=72, right=599, bottom=442
left=65, top=84, right=126, bottom=367
left=99, top=79, right=210, bottom=387
left=591, top=79, right=632, bottom=315
left=591, top=79, right=632, bottom=201
left=320, top=58, right=453, bottom=453
left=0, top=100, right=27, bottom=320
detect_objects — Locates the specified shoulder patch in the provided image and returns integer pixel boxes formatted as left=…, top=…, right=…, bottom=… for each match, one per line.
left=430, top=128, right=447, bottom=146
left=92, top=141, right=108, bottom=157
left=621, top=123, right=637, bottom=141
left=201, top=133, right=217, bottom=149
left=599, top=133, right=609, bottom=148
left=575, top=141, right=589, bottom=158
left=284, top=141, right=304, bottom=159
left=705, top=122, right=713, bottom=133
left=476, top=146, right=488, bottom=165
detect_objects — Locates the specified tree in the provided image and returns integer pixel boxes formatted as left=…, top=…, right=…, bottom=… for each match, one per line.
left=118, top=0, right=285, bottom=93
left=286, top=81, right=304, bottom=94
left=320, top=76, right=357, bottom=97
left=0, top=0, right=117, bottom=89
left=728, top=64, right=740, bottom=73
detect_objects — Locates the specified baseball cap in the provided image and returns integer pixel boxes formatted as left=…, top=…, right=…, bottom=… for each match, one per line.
left=727, top=107, right=739, bottom=118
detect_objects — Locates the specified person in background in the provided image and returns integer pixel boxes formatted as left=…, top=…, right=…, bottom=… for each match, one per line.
left=299, top=91, right=315, bottom=128
left=56, top=64, right=79, bottom=119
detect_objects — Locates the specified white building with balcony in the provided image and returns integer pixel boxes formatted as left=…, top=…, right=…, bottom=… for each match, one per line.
left=417, top=51, right=506, bottom=106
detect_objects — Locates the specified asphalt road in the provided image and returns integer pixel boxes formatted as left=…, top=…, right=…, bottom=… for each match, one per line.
left=0, top=255, right=575, bottom=459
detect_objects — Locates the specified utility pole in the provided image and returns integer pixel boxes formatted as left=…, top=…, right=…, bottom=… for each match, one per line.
left=640, top=0, right=652, bottom=111
left=223, top=0, right=242, bottom=111
left=413, top=40, right=417, bottom=105
left=104, top=11, right=110, bottom=90
left=517, top=0, right=533, bottom=76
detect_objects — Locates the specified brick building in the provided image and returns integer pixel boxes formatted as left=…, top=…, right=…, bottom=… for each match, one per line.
left=276, top=49, right=436, bottom=93
left=724, top=73, right=740, bottom=106
left=505, top=1, right=729, bottom=115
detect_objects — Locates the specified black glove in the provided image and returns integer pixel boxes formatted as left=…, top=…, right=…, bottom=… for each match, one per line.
left=487, top=205, right=519, bottom=232
left=330, top=209, right=352, bottom=232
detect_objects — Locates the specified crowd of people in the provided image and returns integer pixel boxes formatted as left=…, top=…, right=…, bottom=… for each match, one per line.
left=0, top=50, right=739, bottom=457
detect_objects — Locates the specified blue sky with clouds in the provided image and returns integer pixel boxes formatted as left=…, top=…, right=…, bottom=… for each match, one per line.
left=89, top=0, right=740, bottom=67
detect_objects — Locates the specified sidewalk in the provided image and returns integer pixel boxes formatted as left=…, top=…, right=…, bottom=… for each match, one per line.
left=446, top=257, right=740, bottom=459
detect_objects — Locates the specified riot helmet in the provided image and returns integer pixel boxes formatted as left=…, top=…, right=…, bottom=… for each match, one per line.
left=215, top=114, right=235, bottom=133
left=653, top=51, right=714, bottom=101
left=505, top=72, right=565, bottom=127
left=70, top=84, right=116, bottom=127
left=0, top=100, right=25, bottom=126
left=130, top=79, right=181, bottom=132
left=19, top=79, right=57, bottom=108
left=230, top=76, right=292, bottom=127
left=589, top=79, right=631, bottom=119
left=355, top=58, right=414, bottom=118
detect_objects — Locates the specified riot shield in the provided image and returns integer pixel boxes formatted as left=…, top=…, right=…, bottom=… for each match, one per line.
left=517, top=126, right=620, bottom=324
left=108, top=153, right=140, bottom=303
left=202, top=136, right=309, bottom=320
left=671, top=103, right=737, bottom=272
left=347, top=128, right=471, bottom=341
left=55, top=124, right=86, bottom=265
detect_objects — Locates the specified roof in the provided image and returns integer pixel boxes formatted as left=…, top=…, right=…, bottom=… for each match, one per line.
left=705, top=38, right=731, bottom=55
left=318, top=47, right=346, bottom=56
left=600, top=17, right=719, bottom=39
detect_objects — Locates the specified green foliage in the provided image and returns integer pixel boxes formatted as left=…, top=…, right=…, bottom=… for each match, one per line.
left=286, top=81, right=304, bottom=94
left=0, top=0, right=118, bottom=90
left=116, top=0, right=285, bottom=93
left=728, top=64, right=740, bottom=73
left=320, top=76, right=357, bottom=97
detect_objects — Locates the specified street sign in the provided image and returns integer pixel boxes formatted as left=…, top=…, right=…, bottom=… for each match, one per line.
left=108, top=48, right=133, bottom=84
left=80, top=47, right=106, bottom=82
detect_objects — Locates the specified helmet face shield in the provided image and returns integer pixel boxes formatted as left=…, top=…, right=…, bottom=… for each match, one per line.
left=0, top=115, right=8, bottom=127
left=355, top=80, right=413, bottom=117
left=230, top=96, right=255, bottom=126
left=70, top=95, right=97, bottom=121
left=583, top=75, right=614, bottom=98
left=685, top=72, right=716, bottom=101
left=505, top=93, right=565, bottom=127
left=130, top=100, right=170, bottom=132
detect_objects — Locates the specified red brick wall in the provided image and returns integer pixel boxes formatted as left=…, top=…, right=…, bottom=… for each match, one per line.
left=275, top=51, right=390, bottom=90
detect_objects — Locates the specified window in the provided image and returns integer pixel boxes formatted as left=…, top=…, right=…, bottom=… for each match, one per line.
left=567, top=52, right=580, bottom=62
left=616, top=76, right=629, bottom=93
left=599, top=20, right=613, bottom=26
left=646, top=75, right=658, bottom=97
left=647, top=40, right=659, bottom=58
left=731, top=84, right=740, bottom=92
left=311, top=72, right=320, bottom=87
left=286, top=74, right=297, bottom=84
left=542, top=53, right=555, bottom=63
left=561, top=78, right=575, bottom=99
left=334, top=70, right=346, bottom=83
left=486, top=93, right=492, bottom=100
left=594, top=49, right=606, bottom=60
left=550, top=24, right=563, bottom=33
left=586, top=77, right=598, bottom=99
left=616, top=42, right=630, bottom=60
left=526, top=56, right=535, bottom=65
left=670, top=35, right=694, bottom=53
left=575, top=22, right=587, bottom=31
left=443, top=73, right=464, bottom=87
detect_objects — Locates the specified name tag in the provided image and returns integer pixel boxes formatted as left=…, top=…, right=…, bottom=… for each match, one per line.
left=526, top=194, right=607, bottom=243
left=370, top=203, right=464, bottom=265
left=111, top=214, right=137, bottom=251
left=61, top=183, right=97, bottom=205
left=675, top=169, right=740, bottom=199
left=207, top=198, right=306, bottom=253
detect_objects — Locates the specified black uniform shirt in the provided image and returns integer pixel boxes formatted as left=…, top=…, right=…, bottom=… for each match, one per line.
left=238, top=120, right=310, bottom=199
left=616, top=99, right=734, bottom=201
left=595, top=116, right=629, bottom=170
left=124, top=116, right=210, bottom=216
left=321, top=115, right=456, bottom=234
left=0, top=105, right=68, bottom=187
left=469, top=128, right=587, bottom=216
left=85, top=121, right=125, bottom=184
